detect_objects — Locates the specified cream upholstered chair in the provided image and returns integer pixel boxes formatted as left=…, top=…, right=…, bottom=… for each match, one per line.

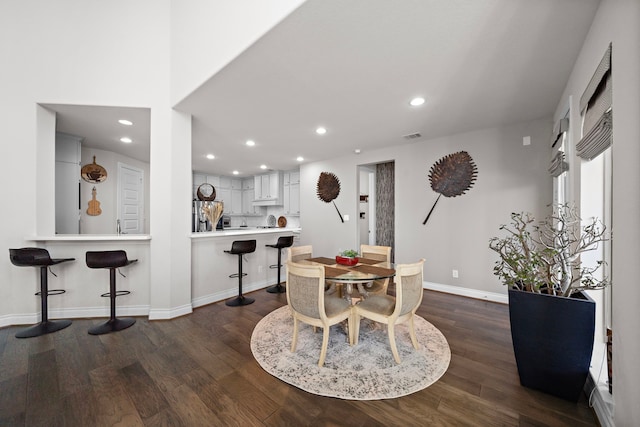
left=285, top=261, right=353, bottom=367
left=360, top=244, right=392, bottom=296
left=353, top=259, right=425, bottom=364
left=287, top=245, right=313, bottom=262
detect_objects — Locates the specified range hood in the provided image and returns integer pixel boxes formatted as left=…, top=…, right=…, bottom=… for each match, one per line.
left=253, top=199, right=282, bottom=207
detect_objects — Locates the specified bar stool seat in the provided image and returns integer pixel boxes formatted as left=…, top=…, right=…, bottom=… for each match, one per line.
left=265, top=236, right=294, bottom=294
left=224, top=240, right=256, bottom=306
left=86, top=250, right=137, bottom=335
left=9, top=248, right=75, bottom=338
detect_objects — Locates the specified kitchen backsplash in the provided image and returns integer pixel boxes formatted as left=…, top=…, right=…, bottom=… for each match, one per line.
left=227, top=206, right=300, bottom=228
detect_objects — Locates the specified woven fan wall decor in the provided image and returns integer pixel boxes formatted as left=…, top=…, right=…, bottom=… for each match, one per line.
left=317, top=171, right=344, bottom=222
left=423, top=151, right=478, bottom=225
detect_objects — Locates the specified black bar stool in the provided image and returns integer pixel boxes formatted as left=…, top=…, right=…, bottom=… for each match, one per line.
left=86, top=250, right=137, bottom=335
left=265, top=236, right=294, bottom=294
left=9, top=248, right=74, bottom=338
left=224, top=239, right=256, bottom=306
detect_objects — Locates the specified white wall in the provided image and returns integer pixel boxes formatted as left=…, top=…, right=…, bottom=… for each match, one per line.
left=553, top=0, right=640, bottom=424
left=0, top=0, right=173, bottom=319
left=170, top=0, right=306, bottom=104
left=79, top=147, right=151, bottom=235
left=300, top=117, right=552, bottom=299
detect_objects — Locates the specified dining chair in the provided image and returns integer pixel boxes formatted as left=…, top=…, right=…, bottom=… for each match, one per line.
left=360, top=244, right=392, bottom=296
left=285, top=261, right=353, bottom=367
left=353, top=258, right=425, bottom=364
left=287, top=245, right=313, bottom=262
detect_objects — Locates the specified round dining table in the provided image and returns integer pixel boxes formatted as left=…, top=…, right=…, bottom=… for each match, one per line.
left=296, top=256, right=396, bottom=302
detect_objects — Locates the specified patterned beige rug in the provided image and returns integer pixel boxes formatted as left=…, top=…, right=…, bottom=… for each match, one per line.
left=250, top=306, right=451, bottom=400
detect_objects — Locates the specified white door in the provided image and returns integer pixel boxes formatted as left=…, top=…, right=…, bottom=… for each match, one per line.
left=118, top=162, right=144, bottom=234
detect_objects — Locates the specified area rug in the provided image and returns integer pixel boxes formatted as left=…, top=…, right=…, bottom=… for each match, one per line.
left=250, top=306, right=451, bottom=400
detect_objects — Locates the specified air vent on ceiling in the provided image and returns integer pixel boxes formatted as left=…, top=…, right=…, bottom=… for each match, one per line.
left=403, top=132, right=422, bottom=140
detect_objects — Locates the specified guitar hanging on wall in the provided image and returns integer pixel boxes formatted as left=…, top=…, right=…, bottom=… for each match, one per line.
left=87, top=186, right=102, bottom=216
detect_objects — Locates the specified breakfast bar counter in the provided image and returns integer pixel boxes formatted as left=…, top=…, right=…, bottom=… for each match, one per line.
left=191, top=227, right=301, bottom=308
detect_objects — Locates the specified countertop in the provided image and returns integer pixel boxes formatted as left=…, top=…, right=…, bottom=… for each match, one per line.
left=190, top=227, right=301, bottom=239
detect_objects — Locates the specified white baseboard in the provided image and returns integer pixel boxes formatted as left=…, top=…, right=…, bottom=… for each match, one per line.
left=192, top=280, right=270, bottom=309
left=148, top=303, right=193, bottom=320
left=423, top=281, right=508, bottom=304
left=0, top=305, right=151, bottom=328
left=585, top=373, right=614, bottom=427
left=0, top=280, right=501, bottom=328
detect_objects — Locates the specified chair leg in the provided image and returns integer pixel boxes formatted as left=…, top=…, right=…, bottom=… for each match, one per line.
left=88, top=268, right=135, bottom=335
left=408, top=315, right=420, bottom=350
left=291, top=317, right=299, bottom=352
left=266, top=249, right=286, bottom=294
left=318, top=326, right=330, bottom=367
left=353, top=313, right=361, bottom=346
left=15, top=266, right=71, bottom=339
left=388, top=323, right=401, bottom=364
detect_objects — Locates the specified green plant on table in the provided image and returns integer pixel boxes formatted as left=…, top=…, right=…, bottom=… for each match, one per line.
left=488, top=204, right=610, bottom=297
left=340, top=249, right=359, bottom=258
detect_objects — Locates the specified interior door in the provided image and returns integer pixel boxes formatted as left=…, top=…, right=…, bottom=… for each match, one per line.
left=118, top=162, right=144, bottom=234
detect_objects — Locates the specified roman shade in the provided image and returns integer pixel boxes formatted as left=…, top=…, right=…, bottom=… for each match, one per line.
left=551, top=118, right=569, bottom=148
left=577, top=44, right=612, bottom=160
left=548, top=151, right=569, bottom=177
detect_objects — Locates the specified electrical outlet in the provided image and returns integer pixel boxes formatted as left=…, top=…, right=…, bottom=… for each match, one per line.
left=452, top=269, right=459, bottom=278
left=258, top=265, right=264, bottom=273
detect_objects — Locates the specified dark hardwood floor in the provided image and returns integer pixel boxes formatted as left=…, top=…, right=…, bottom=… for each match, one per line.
left=0, top=288, right=599, bottom=426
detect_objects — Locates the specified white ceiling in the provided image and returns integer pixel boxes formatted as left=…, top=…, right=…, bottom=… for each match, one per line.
left=45, top=104, right=150, bottom=163
left=50, top=0, right=600, bottom=178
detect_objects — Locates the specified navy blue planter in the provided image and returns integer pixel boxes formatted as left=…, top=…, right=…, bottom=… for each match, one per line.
left=508, top=289, right=595, bottom=402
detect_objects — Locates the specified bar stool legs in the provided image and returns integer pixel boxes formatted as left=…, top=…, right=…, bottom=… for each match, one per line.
left=9, top=248, right=74, bottom=339
left=265, top=236, right=294, bottom=294
left=225, top=240, right=256, bottom=306
left=86, top=250, right=138, bottom=335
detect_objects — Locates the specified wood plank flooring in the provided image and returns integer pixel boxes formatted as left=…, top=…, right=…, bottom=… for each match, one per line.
left=0, top=288, right=599, bottom=426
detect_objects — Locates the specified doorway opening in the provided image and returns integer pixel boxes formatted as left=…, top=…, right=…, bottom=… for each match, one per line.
left=357, top=161, right=395, bottom=261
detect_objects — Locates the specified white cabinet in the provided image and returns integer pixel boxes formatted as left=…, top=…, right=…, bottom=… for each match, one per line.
left=55, top=133, right=82, bottom=234
left=254, top=171, right=283, bottom=205
left=283, top=170, right=300, bottom=215
left=231, top=179, right=242, bottom=190
left=241, top=178, right=261, bottom=215
left=230, top=189, right=242, bottom=214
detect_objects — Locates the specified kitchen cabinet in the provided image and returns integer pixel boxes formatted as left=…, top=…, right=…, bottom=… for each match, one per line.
left=55, top=133, right=82, bottom=234
left=241, top=178, right=262, bottom=215
left=254, top=171, right=283, bottom=205
left=230, top=189, right=242, bottom=214
left=283, top=170, right=300, bottom=215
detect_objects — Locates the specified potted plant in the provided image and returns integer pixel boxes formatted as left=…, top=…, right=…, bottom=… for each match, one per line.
left=336, top=249, right=359, bottom=266
left=489, top=204, right=609, bottom=401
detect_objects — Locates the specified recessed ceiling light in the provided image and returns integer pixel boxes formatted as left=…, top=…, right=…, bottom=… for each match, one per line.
left=206, top=154, right=215, bottom=160
left=118, top=119, right=133, bottom=126
left=296, top=156, right=304, bottom=162
left=120, top=137, right=132, bottom=143
left=260, top=164, right=267, bottom=170
left=316, top=127, right=327, bottom=135
left=232, top=170, right=239, bottom=175
left=410, top=97, right=425, bottom=106
left=246, top=140, right=255, bottom=146
left=354, top=149, right=361, bottom=154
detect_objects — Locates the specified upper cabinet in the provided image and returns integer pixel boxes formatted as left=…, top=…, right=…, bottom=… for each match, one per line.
left=283, top=170, right=300, bottom=215
left=193, top=173, right=263, bottom=215
left=253, top=171, right=283, bottom=206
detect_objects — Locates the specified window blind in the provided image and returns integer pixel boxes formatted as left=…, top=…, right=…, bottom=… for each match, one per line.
left=548, top=151, right=569, bottom=177
left=577, top=43, right=612, bottom=160
left=551, top=117, right=569, bottom=148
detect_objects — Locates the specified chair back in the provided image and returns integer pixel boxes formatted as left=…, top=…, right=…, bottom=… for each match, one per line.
left=229, top=239, right=257, bottom=255
left=86, top=250, right=133, bottom=269
left=360, top=244, right=391, bottom=262
left=288, top=245, right=313, bottom=262
left=9, top=248, right=53, bottom=267
left=394, top=259, right=425, bottom=317
left=285, top=261, right=325, bottom=319
left=275, top=235, right=295, bottom=249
